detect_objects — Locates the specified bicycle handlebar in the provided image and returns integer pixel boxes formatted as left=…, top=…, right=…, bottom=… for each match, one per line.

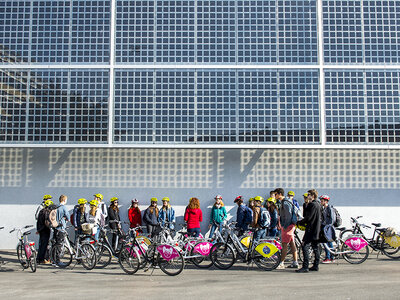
left=9, top=225, right=33, bottom=234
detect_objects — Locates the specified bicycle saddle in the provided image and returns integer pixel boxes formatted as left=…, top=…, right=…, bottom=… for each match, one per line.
left=23, top=232, right=31, bottom=236
left=335, top=227, right=346, bottom=231
left=372, top=223, right=381, bottom=227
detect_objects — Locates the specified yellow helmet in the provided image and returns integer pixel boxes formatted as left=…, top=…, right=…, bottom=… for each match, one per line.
left=89, top=200, right=99, bottom=207
left=110, top=197, right=118, bottom=202
left=151, top=197, right=158, bottom=202
left=43, top=194, right=52, bottom=200
left=93, top=193, right=103, bottom=200
left=303, top=192, right=308, bottom=197
left=288, top=191, right=295, bottom=196
left=267, top=197, right=276, bottom=204
left=44, top=200, right=54, bottom=207
left=248, top=197, right=254, bottom=202
left=162, top=197, right=170, bottom=202
left=254, top=196, right=264, bottom=203
left=296, top=224, right=306, bottom=231
left=78, top=198, right=87, bottom=205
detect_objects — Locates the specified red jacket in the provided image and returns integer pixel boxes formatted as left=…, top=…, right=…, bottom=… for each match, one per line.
left=184, top=208, right=203, bottom=229
left=128, top=207, right=142, bottom=228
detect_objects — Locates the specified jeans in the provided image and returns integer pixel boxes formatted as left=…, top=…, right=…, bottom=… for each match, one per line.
left=268, top=228, right=278, bottom=238
left=254, top=228, right=266, bottom=241
left=302, top=241, right=320, bottom=269
left=147, top=224, right=161, bottom=238
left=187, top=227, right=201, bottom=238
left=324, top=241, right=334, bottom=260
left=37, top=230, right=50, bottom=262
left=209, top=223, right=222, bottom=239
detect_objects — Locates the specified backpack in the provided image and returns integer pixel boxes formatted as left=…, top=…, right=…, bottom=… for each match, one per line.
left=244, top=206, right=253, bottom=224
left=45, top=205, right=59, bottom=228
left=258, top=207, right=271, bottom=229
left=332, top=206, right=342, bottom=227
left=282, top=199, right=297, bottom=225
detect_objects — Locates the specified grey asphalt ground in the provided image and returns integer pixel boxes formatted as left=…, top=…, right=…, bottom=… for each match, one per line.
left=0, top=249, right=400, bottom=300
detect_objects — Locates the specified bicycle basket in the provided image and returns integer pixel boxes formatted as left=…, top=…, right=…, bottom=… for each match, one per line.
left=81, top=223, right=94, bottom=235
left=384, top=235, right=400, bottom=248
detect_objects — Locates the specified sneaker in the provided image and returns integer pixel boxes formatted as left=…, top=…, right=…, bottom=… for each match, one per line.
left=43, top=260, right=51, bottom=264
left=276, top=262, right=285, bottom=270
left=295, top=267, right=309, bottom=273
left=309, top=265, right=319, bottom=271
left=330, top=259, right=336, bottom=264
left=287, top=261, right=299, bottom=269
left=322, top=259, right=331, bottom=264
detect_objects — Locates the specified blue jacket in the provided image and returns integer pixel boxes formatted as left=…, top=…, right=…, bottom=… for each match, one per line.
left=321, top=205, right=336, bottom=242
left=56, top=204, right=70, bottom=230
left=72, top=205, right=88, bottom=229
left=269, top=208, right=278, bottom=229
left=158, top=206, right=175, bottom=229
left=210, top=205, right=227, bottom=225
left=236, top=204, right=248, bottom=231
left=279, top=198, right=295, bottom=229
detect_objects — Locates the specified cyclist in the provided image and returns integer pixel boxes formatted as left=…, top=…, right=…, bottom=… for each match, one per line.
left=287, top=191, right=300, bottom=209
left=264, top=190, right=276, bottom=209
left=128, top=198, right=142, bottom=230
left=296, top=189, right=322, bottom=273
left=208, top=195, right=227, bottom=239
left=55, top=195, right=70, bottom=247
left=251, top=196, right=267, bottom=241
left=94, top=193, right=108, bottom=226
left=248, top=197, right=255, bottom=210
left=234, top=195, right=249, bottom=235
left=35, top=194, right=52, bottom=220
left=266, top=197, right=279, bottom=237
left=184, top=197, right=203, bottom=238
left=108, top=197, right=121, bottom=250
left=143, top=198, right=160, bottom=238
left=158, top=197, right=175, bottom=230
left=36, top=199, right=54, bottom=264
left=72, top=198, right=89, bottom=239
left=276, top=188, right=299, bottom=270
left=320, top=195, right=336, bottom=264
left=88, top=199, right=103, bottom=241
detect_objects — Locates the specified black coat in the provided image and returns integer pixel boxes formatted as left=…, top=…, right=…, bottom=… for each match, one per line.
left=36, top=208, right=50, bottom=234
left=108, top=206, right=120, bottom=230
left=298, top=200, right=321, bottom=243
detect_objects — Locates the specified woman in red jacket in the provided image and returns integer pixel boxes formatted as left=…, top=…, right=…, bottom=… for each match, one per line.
left=128, top=199, right=142, bottom=232
left=184, top=197, right=203, bottom=237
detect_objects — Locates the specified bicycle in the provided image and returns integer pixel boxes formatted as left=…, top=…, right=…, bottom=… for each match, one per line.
left=50, top=226, right=97, bottom=270
left=339, top=216, right=400, bottom=259
left=210, top=222, right=282, bottom=271
left=119, top=225, right=185, bottom=276
left=9, top=225, right=37, bottom=272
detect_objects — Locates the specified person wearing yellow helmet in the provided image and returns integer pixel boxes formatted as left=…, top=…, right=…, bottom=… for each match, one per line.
left=251, top=196, right=268, bottom=241
left=143, top=198, right=160, bottom=237
left=158, top=197, right=175, bottom=230
left=36, top=197, right=56, bottom=264
left=88, top=199, right=102, bottom=241
left=266, top=198, right=279, bottom=237
left=94, top=193, right=108, bottom=226
left=287, top=191, right=300, bottom=211
left=35, top=194, right=53, bottom=220
left=108, top=197, right=121, bottom=250
left=248, top=197, right=255, bottom=209
left=72, top=198, right=89, bottom=240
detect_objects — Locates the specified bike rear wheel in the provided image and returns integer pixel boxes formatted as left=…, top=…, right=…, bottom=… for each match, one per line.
left=29, top=250, right=37, bottom=273
left=380, top=237, right=400, bottom=259
left=118, top=246, right=140, bottom=275
left=157, top=250, right=184, bottom=276
left=210, top=243, right=236, bottom=270
left=96, top=244, right=112, bottom=268
left=51, top=244, right=73, bottom=268
left=16, top=243, right=29, bottom=269
left=341, top=239, right=369, bottom=264
left=80, top=244, right=97, bottom=270
left=190, top=241, right=213, bottom=269
left=252, top=247, right=281, bottom=271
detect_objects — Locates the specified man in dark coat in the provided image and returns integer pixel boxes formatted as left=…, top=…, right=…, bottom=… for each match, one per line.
left=296, top=189, right=322, bottom=273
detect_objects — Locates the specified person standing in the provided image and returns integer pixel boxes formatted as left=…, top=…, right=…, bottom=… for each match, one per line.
left=108, top=197, right=121, bottom=250
left=36, top=199, right=53, bottom=264
left=87, top=199, right=103, bottom=241
left=158, top=197, right=176, bottom=230
left=128, top=198, right=142, bottom=229
left=234, top=195, right=249, bottom=235
left=94, top=193, right=108, bottom=226
left=35, top=194, right=52, bottom=220
left=251, top=196, right=267, bottom=241
left=296, top=189, right=322, bottom=273
left=143, top=198, right=160, bottom=238
left=208, top=195, right=227, bottom=239
left=184, top=197, right=203, bottom=238
left=72, top=198, right=88, bottom=240
left=55, top=195, right=70, bottom=246
left=320, top=195, right=336, bottom=264
left=276, top=188, right=299, bottom=269
left=266, top=197, right=279, bottom=237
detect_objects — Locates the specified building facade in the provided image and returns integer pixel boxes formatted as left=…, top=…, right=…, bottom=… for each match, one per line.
left=0, top=0, right=399, bottom=247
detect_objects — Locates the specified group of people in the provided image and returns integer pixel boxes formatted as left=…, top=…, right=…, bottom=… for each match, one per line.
left=35, top=189, right=339, bottom=273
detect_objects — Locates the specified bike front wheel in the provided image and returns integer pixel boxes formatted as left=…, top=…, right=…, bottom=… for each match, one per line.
left=210, top=243, right=236, bottom=270
left=29, top=250, right=37, bottom=273
left=341, top=239, right=369, bottom=264
left=157, top=250, right=184, bottom=276
left=96, top=244, right=112, bottom=268
left=252, top=246, right=281, bottom=271
left=17, top=243, right=29, bottom=269
left=80, top=244, right=97, bottom=270
left=51, top=244, right=73, bottom=268
left=118, top=246, right=140, bottom=275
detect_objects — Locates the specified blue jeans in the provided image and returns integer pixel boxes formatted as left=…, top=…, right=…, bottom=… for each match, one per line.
left=254, top=228, right=266, bottom=241
left=268, top=228, right=278, bottom=238
left=209, top=223, right=222, bottom=239
left=325, top=241, right=334, bottom=259
left=187, top=228, right=201, bottom=238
